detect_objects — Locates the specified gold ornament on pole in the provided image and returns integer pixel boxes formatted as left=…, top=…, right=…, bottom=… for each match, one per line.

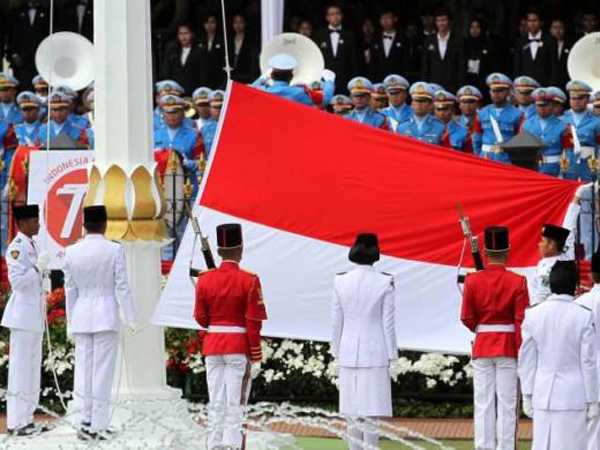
left=83, top=163, right=167, bottom=241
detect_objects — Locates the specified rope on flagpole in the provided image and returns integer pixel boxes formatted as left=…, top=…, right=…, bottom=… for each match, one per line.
left=220, top=0, right=232, bottom=82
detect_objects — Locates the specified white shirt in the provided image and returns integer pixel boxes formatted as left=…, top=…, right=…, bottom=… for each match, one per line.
left=234, top=36, right=244, bottom=56
left=28, top=7, right=36, bottom=25
left=528, top=31, right=542, bottom=60
left=76, top=1, right=87, bottom=32
left=382, top=31, right=396, bottom=58
left=437, top=32, right=450, bottom=59
left=557, top=40, right=564, bottom=58
left=329, top=26, right=342, bottom=57
left=180, top=46, right=191, bottom=66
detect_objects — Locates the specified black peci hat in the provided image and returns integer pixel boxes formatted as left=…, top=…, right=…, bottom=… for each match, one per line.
left=549, top=260, right=578, bottom=295
left=83, top=205, right=108, bottom=224
left=349, top=233, right=380, bottom=265
left=542, top=224, right=570, bottom=251
left=216, top=223, right=243, bottom=248
left=484, top=226, right=509, bottom=252
left=13, top=204, right=39, bottom=221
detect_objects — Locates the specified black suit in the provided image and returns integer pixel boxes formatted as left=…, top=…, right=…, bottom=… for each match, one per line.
left=513, top=33, right=558, bottom=86
left=312, top=27, right=357, bottom=94
left=57, top=0, right=94, bottom=42
left=420, top=32, right=464, bottom=93
left=369, top=32, right=409, bottom=82
left=229, top=37, right=259, bottom=84
left=198, top=37, right=226, bottom=90
left=7, top=5, right=50, bottom=91
left=556, top=39, right=573, bottom=91
left=160, top=43, right=203, bottom=96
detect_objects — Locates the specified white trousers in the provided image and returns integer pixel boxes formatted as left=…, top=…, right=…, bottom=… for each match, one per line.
left=6, top=329, right=42, bottom=430
left=472, top=357, right=518, bottom=450
left=205, top=354, right=252, bottom=450
left=587, top=413, right=600, bottom=450
left=73, top=331, right=118, bottom=432
left=533, top=409, right=587, bottom=450
left=347, top=417, right=379, bottom=450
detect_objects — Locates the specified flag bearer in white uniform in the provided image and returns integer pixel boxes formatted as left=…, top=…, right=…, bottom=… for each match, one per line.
left=576, top=251, right=600, bottom=450
left=332, top=233, right=398, bottom=450
left=63, top=205, right=137, bottom=440
left=1, top=204, right=49, bottom=436
left=519, top=261, right=599, bottom=450
left=530, top=224, right=572, bottom=305
left=460, top=226, right=530, bottom=450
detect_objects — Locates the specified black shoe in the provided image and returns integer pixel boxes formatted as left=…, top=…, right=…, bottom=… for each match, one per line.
left=7, top=423, right=36, bottom=437
left=34, top=422, right=54, bottom=434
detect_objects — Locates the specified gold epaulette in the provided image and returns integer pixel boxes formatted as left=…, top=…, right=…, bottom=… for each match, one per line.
left=240, top=268, right=258, bottom=277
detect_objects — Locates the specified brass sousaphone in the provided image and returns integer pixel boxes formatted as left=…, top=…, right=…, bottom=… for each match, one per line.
left=260, top=33, right=324, bottom=85
left=568, top=31, right=600, bottom=91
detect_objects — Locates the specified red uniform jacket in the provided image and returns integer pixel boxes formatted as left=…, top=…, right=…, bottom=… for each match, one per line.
left=194, top=261, right=267, bottom=362
left=461, top=264, right=529, bottom=359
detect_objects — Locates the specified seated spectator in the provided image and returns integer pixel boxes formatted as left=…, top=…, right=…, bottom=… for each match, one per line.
left=433, top=90, right=468, bottom=151
left=331, top=94, right=352, bottom=116
left=456, top=85, right=483, bottom=154
left=380, top=74, right=411, bottom=132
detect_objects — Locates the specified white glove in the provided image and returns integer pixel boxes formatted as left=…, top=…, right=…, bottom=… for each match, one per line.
left=522, top=395, right=533, bottom=419
left=588, top=402, right=599, bottom=420
left=36, top=251, right=50, bottom=273
left=322, top=69, right=336, bottom=82
left=388, top=359, right=397, bottom=380
left=250, top=362, right=261, bottom=379
left=576, top=182, right=596, bottom=199
left=127, top=322, right=138, bottom=334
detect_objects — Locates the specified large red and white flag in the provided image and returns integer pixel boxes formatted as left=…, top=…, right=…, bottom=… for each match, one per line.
left=153, top=82, right=578, bottom=354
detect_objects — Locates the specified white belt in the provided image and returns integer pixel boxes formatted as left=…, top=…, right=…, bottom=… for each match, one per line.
left=541, top=155, right=560, bottom=164
left=475, top=324, right=515, bottom=333
left=207, top=325, right=247, bottom=333
left=481, top=144, right=501, bottom=153
left=579, top=146, right=594, bottom=159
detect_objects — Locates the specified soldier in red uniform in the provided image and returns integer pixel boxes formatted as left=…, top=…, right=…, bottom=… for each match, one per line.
left=461, top=226, right=530, bottom=450
left=194, top=223, right=267, bottom=450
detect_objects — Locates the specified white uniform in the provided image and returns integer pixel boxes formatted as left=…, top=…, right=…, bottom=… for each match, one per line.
left=519, top=294, right=599, bottom=450
left=530, top=204, right=578, bottom=305
left=63, top=234, right=136, bottom=432
left=577, top=285, right=600, bottom=450
left=1, top=232, right=44, bottom=430
left=332, top=265, right=397, bottom=450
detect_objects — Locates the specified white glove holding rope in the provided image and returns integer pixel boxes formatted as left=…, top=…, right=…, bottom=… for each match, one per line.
left=36, top=251, right=50, bottom=273
left=522, top=395, right=533, bottom=419
left=322, top=69, right=336, bottom=82
left=575, top=182, right=598, bottom=200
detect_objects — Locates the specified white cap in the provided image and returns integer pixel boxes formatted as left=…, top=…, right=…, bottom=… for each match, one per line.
left=268, top=54, right=297, bottom=71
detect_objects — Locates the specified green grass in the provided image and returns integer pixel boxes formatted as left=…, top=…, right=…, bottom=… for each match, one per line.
left=292, top=437, right=532, bottom=449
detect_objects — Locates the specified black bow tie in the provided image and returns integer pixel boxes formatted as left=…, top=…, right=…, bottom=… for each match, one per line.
left=529, top=38, right=541, bottom=43
left=383, top=35, right=394, bottom=40
left=329, top=28, right=341, bottom=34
